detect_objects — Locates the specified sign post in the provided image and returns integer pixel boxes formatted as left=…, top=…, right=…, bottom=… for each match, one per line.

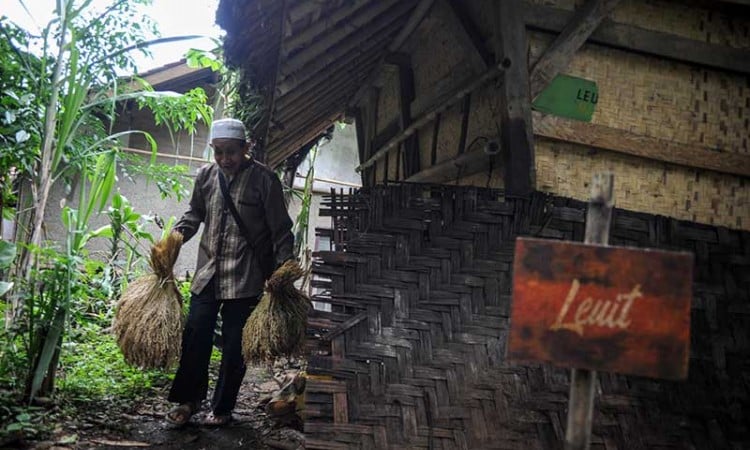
left=508, top=173, right=693, bottom=449
left=567, top=173, right=613, bottom=450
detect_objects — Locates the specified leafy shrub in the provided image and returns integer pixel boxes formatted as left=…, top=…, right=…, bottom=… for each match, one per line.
left=58, top=324, right=172, bottom=400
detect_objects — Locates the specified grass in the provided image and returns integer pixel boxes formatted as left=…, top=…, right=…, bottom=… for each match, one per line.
left=0, top=281, right=227, bottom=446
left=58, top=324, right=173, bottom=400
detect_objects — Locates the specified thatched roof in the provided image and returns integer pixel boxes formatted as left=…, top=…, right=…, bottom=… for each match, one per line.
left=216, top=0, right=424, bottom=168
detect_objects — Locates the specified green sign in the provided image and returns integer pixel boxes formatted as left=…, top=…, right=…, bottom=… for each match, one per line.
left=532, top=74, right=598, bottom=122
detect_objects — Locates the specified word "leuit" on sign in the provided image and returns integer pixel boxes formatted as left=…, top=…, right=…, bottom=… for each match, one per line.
left=549, top=279, right=643, bottom=336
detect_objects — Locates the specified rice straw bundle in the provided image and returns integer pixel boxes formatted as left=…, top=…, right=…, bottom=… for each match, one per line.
left=242, top=260, right=311, bottom=364
left=113, top=231, right=184, bottom=369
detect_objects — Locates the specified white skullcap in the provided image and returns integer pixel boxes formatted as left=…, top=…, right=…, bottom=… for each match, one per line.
left=210, top=118, right=246, bottom=141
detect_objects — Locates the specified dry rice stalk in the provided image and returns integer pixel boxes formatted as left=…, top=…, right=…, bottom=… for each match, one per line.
left=112, top=231, right=184, bottom=369
left=149, top=230, right=183, bottom=280
left=242, top=260, right=311, bottom=364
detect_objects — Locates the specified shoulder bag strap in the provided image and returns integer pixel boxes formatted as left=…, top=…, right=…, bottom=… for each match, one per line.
left=217, top=168, right=265, bottom=252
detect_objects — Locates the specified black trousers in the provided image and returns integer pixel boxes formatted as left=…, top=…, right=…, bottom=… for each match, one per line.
left=168, top=279, right=259, bottom=415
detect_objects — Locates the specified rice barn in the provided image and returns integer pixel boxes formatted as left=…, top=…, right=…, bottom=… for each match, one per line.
left=215, top=0, right=750, bottom=448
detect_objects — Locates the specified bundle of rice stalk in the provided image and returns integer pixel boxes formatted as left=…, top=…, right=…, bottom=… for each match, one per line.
left=113, top=231, right=184, bottom=369
left=242, top=260, right=311, bottom=364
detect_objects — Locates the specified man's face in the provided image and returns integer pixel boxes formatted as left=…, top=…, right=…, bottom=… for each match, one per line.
left=212, top=138, right=248, bottom=176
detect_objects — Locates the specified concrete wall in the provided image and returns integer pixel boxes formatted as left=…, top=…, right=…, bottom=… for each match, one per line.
left=38, top=146, right=208, bottom=278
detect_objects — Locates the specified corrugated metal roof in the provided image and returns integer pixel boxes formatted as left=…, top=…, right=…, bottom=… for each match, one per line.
left=217, top=0, right=421, bottom=168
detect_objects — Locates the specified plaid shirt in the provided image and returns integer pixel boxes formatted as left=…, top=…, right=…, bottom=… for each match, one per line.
left=175, top=158, right=294, bottom=299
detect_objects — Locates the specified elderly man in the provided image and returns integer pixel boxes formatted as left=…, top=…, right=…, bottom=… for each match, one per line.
left=166, top=118, right=294, bottom=427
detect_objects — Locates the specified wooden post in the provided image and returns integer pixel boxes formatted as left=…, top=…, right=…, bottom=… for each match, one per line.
left=493, top=0, right=535, bottom=197
left=389, top=53, right=420, bottom=178
left=565, top=173, right=613, bottom=450
left=529, top=0, right=622, bottom=100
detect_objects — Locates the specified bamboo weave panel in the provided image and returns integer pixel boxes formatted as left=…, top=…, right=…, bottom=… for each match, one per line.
left=305, top=183, right=749, bottom=450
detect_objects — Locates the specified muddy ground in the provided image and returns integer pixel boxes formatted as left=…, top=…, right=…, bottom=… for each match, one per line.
left=19, top=365, right=305, bottom=450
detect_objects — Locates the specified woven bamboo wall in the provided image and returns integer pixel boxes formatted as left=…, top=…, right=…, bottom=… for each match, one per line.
left=527, top=32, right=749, bottom=155
left=368, top=0, right=749, bottom=231
left=377, top=69, right=400, bottom=137
left=304, top=183, right=749, bottom=450
left=535, top=139, right=750, bottom=230
left=531, top=0, right=750, bottom=49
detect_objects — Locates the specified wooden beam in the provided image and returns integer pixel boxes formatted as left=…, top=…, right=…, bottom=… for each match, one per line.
left=274, top=58, right=382, bottom=124
left=532, top=112, right=750, bottom=178
left=371, top=120, right=401, bottom=153
left=282, top=0, right=402, bottom=75
left=272, top=86, right=352, bottom=133
left=276, top=15, right=405, bottom=97
left=457, top=94, right=471, bottom=155
left=272, top=89, right=353, bottom=141
left=389, top=54, right=420, bottom=177
left=349, top=0, right=436, bottom=108
left=364, top=88, right=380, bottom=186
left=494, top=0, right=535, bottom=197
left=287, top=1, right=321, bottom=23
left=430, top=113, right=441, bottom=166
left=283, top=0, right=370, bottom=55
left=405, top=113, right=750, bottom=184
left=259, top=0, right=289, bottom=163
left=356, top=64, right=507, bottom=172
left=410, top=73, right=474, bottom=118
left=529, top=0, right=622, bottom=100
left=717, top=0, right=750, bottom=6
left=267, top=114, right=342, bottom=169
left=433, top=0, right=490, bottom=73
left=406, top=144, right=493, bottom=184
left=354, top=107, right=366, bottom=165
left=523, top=1, right=750, bottom=75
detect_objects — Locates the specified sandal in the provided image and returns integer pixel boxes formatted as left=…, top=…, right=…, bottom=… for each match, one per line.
left=166, top=401, right=199, bottom=427
left=200, top=412, right=232, bottom=427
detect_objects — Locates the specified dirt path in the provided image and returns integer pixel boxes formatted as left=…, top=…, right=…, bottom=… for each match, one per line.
left=29, top=366, right=304, bottom=450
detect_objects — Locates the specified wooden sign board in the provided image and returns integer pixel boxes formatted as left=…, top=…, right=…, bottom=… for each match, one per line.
left=508, top=237, right=693, bottom=380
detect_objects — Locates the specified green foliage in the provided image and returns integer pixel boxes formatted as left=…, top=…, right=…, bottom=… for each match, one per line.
left=177, top=278, right=193, bottom=317
left=230, top=73, right=265, bottom=138
left=0, top=19, right=42, bottom=221
left=0, top=240, right=16, bottom=297
left=0, top=0, right=213, bottom=404
left=185, top=47, right=264, bottom=139
left=0, top=394, right=49, bottom=444
left=58, top=324, right=172, bottom=399
left=134, top=86, right=212, bottom=148
left=0, top=305, right=27, bottom=391
left=121, top=153, right=191, bottom=201
left=293, top=146, right=319, bottom=258
left=1, top=0, right=210, bottom=251
left=0, top=241, right=16, bottom=268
